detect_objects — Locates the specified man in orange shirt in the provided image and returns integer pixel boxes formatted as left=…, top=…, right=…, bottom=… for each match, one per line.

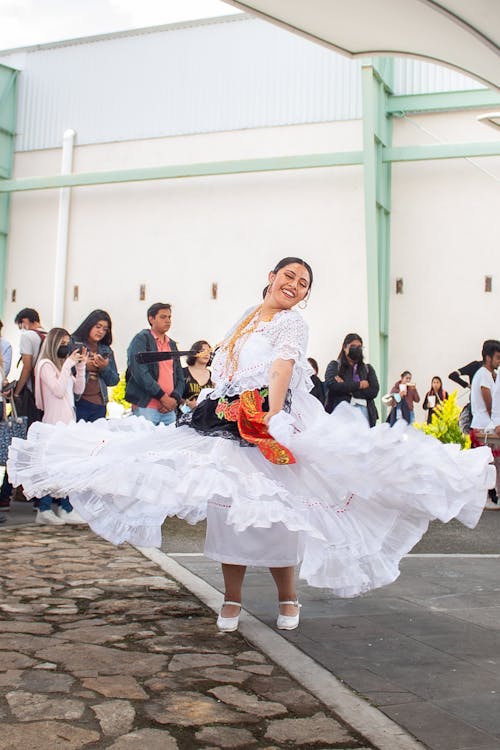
left=125, top=303, right=184, bottom=426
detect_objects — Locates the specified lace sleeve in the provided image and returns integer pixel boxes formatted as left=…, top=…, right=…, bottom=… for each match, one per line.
left=271, top=311, right=308, bottom=362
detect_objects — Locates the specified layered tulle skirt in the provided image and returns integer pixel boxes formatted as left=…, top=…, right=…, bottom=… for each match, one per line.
left=7, top=394, right=494, bottom=597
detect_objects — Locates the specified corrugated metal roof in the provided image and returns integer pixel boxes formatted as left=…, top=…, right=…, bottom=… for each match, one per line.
left=0, top=14, right=482, bottom=152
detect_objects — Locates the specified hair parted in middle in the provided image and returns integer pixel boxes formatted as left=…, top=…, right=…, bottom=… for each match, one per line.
left=38, top=327, right=70, bottom=371
left=72, top=309, right=113, bottom=346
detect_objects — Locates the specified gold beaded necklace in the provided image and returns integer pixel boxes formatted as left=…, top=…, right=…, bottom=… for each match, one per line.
left=222, top=304, right=276, bottom=379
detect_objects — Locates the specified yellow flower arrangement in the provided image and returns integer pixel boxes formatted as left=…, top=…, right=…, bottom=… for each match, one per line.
left=413, top=391, right=470, bottom=449
left=108, top=370, right=130, bottom=410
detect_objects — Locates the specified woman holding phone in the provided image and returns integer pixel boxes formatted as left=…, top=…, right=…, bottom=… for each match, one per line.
left=71, top=310, right=119, bottom=422
left=33, top=327, right=88, bottom=525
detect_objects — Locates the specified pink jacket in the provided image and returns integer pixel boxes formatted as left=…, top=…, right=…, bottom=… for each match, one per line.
left=35, top=358, right=86, bottom=425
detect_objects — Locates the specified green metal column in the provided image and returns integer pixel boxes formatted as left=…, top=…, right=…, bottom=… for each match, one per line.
left=361, top=58, right=393, bottom=408
left=0, top=64, right=18, bottom=319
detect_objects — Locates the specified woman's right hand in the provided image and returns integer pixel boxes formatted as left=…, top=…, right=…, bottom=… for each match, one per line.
left=70, top=347, right=88, bottom=366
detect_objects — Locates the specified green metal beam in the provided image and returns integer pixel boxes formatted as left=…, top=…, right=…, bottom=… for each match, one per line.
left=385, top=141, right=500, bottom=162
left=387, top=89, right=500, bottom=115
left=0, top=64, right=17, bottom=318
left=0, top=151, right=364, bottom=193
left=2, top=138, right=499, bottom=194
left=361, top=59, right=393, bottom=412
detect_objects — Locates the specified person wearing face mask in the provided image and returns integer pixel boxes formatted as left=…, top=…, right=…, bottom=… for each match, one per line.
left=324, top=333, right=379, bottom=427
left=33, top=328, right=88, bottom=525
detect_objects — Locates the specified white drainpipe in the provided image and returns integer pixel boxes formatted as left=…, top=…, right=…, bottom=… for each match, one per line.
left=52, top=128, right=76, bottom=327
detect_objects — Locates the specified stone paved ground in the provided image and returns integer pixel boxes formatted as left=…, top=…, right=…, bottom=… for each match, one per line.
left=0, top=525, right=375, bottom=750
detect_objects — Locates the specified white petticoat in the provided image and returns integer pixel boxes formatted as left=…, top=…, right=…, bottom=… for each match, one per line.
left=7, top=398, right=494, bottom=598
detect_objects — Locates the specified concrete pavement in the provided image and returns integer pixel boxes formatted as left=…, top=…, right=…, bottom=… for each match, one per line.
left=2, top=501, right=500, bottom=749
left=161, top=516, right=500, bottom=750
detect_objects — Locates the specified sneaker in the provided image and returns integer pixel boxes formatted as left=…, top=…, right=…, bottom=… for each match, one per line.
left=36, top=509, right=66, bottom=525
left=0, top=513, right=6, bottom=524
left=57, top=508, right=86, bottom=525
left=485, top=498, right=500, bottom=510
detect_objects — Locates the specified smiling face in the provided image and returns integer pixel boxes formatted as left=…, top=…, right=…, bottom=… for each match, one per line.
left=267, top=262, right=311, bottom=310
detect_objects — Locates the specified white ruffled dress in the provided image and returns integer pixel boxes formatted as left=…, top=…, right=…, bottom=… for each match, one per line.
left=7, top=308, right=494, bottom=597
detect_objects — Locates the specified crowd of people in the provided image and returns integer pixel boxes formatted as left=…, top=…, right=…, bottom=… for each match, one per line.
left=3, top=258, right=495, bottom=634
left=0, top=299, right=496, bottom=523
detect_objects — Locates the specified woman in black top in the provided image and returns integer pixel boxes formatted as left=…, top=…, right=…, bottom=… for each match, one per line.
left=423, top=376, right=448, bottom=424
left=307, top=357, right=325, bottom=405
left=324, top=333, right=379, bottom=427
left=182, top=340, right=214, bottom=411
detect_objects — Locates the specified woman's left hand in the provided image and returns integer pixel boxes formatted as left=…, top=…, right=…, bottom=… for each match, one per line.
left=263, top=409, right=281, bottom=426
left=93, top=354, right=109, bottom=369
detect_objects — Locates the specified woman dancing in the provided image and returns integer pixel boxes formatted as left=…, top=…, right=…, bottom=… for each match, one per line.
left=8, top=258, right=494, bottom=633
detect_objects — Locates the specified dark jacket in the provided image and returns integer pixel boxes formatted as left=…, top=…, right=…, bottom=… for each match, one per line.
left=310, top=374, right=325, bottom=405
left=125, top=329, right=184, bottom=408
left=324, top=359, right=379, bottom=427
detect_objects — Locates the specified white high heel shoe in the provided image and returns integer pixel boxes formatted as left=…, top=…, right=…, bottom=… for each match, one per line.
left=276, top=600, right=301, bottom=630
left=216, top=601, right=241, bottom=632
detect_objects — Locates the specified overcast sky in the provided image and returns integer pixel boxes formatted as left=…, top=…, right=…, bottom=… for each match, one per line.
left=0, top=0, right=241, bottom=49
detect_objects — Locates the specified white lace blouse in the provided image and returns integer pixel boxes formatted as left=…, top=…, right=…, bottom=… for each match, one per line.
left=209, top=307, right=313, bottom=399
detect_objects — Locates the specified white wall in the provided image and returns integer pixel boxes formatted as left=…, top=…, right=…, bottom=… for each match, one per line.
left=3, top=112, right=500, bottom=426
left=390, top=110, right=500, bottom=418
left=3, top=120, right=367, bottom=380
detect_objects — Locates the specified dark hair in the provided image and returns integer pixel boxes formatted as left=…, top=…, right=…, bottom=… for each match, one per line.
left=429, top=375, right=445, bottom=401
left=15, top=308, right=40, bottom=324
left=262, top=257, right=313, bottom=298
left=187, top=340, right=210, bottom=366
left=307, top=357, right=319, bottom=375
left=401, top=370, right=411, bottom=379
left=72, top=309, right=113, bottom=346
left=482, top=340, right=500, bottom=362
left=337, top=333, right=365, bottom=379
left=147, top=303, right=171, bottom=323
left=338, top=333, right=363, bottom=360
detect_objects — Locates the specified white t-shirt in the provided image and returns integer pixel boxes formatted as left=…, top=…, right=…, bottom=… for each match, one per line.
left=470, top=365, right=495, bottom=429
left=19, top=329, right=46, bottom=391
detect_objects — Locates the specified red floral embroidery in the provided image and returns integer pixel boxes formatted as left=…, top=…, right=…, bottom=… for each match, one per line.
left=215, top=397, right=240, bottom=422
left=238, top=390, right=295, bottom=465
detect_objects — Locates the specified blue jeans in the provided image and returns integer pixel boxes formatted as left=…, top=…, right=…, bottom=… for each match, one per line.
left=133, top=407, right=176, bottom=426
left=352, top=403, right=369, bottom=424
left=76, top=399, right=107, bottom=422
left=38, top=495, right=72, bottom=512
